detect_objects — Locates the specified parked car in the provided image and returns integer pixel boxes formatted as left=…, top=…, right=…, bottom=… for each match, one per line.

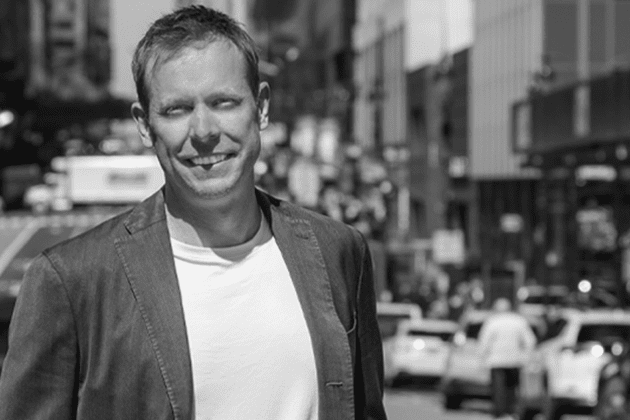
left=517, top=284, right=570, bottom=318
left=440, top=309, right=493, bottom=409
left=518, top=309, right=630, bottom=420
left=383, top=318, right=458, bottom=386
left=376, top=301, right=422, bottom=340
left=376, top=301, right=422, bottom=387
left=440, top=308, right=544, bottom=410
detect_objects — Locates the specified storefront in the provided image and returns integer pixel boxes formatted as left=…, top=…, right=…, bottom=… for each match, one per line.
left=514, top=70, right=630, bottom=306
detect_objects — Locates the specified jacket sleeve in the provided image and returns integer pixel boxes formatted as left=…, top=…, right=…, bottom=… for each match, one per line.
left=0, top=253, right=78, bottom=419
left=354, top=235, right=387, bottom=419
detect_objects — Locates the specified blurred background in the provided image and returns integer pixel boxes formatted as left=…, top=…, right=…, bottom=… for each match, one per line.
left=4, top=0, right=630, bottom=419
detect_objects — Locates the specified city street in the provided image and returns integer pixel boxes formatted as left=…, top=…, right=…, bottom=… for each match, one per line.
left=385, top=385, right=492, bottom=420
left=3, top=0, right=630, bottom=418
left=384, top=383, right=594, bottom=420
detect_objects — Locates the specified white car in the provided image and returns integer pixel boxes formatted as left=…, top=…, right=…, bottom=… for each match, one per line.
left=383, top=319, right=458, bottom=385
left=376, top=301, right=422, bottom=340
left=440, top=309, right=493, bottom=408
left=517, top=284, right=569, bottom=318
left=518, top=309, right=630, bottom=420
left=376, top=301, right=422, bottom=386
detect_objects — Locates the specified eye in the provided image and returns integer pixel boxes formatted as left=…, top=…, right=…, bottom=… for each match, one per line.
left=162, top=105, right=191, bottom=117
left=212, top=97, right=241, bottom=109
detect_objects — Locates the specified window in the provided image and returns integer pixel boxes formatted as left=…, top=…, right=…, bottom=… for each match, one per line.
left=377, top=314, right=410, bottom=339
left=545, top=2, right=577, bottom=62
left=577, top=324, right=630, bottom=344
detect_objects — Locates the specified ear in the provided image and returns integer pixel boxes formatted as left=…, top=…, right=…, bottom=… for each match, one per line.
left=131, top=102, right=154, bottom=148
left=257, top=82, right=270, bottom=130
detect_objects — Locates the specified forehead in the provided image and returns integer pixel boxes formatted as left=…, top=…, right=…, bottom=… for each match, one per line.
left=145, top=39, right=249, bottom=98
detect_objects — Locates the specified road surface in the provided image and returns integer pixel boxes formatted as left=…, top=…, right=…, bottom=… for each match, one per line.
left=384, top=382, right=594, bottom=420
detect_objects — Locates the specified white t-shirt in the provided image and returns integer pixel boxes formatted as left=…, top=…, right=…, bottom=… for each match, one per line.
left=171, top=216, right=319, bottom=420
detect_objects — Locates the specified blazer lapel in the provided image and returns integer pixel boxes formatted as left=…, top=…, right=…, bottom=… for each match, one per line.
left=114, top=191, right=193, bottom=420
left=258, top=191, right=354, bottom=418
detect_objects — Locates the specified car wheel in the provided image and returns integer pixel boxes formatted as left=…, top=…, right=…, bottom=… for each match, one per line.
left=596, top=376, right=630, bottom=420
left=443, top=394, right=463, bottom=410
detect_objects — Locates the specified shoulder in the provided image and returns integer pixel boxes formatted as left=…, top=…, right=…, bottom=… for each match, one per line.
left=267, top=193, right=367, bottom=250
left=42, top=207, right=133, bottom=267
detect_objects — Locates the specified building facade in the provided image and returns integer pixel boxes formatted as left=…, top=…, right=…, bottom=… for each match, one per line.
left=29, top=0, right=111, bottom=101
left=472, top=0, right=630, bottom=302
left=0, top=0, right=30, bottom=113
left=470, top=0, right=552, bottom=295
left=512, top=0, right=630, bottom=303
left=353, top=0, right=472, bottom=241
left=109, top=0, right=176, bottom=100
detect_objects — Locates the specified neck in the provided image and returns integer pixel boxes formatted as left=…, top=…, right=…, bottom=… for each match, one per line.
left=164, top=187, right=261, bottom=248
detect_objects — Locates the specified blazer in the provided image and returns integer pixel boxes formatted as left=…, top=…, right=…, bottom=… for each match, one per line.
left=0, top=189, right=387, bottom=420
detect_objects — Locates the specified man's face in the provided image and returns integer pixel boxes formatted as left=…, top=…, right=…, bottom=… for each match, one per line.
left=133, top=40, right=269, bottom=203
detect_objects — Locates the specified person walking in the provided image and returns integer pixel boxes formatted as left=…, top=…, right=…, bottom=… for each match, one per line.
left=0, top=6, right=387, bottom=419
left=478, top=297, right=537, bottom=420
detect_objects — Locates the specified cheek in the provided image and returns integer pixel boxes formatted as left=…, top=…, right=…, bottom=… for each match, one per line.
left=220, top=108, right=260, bottom=135
left=152, top=121, right=190, bottom=151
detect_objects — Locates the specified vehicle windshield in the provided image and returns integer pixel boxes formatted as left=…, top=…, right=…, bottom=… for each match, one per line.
left=465, top=321, right=483, bottom=339
left=577, top=324, right=630, bottom=345
left=408, top=329, right=454, bottom=341
left=522, top=294, right=567, bottom=305
left=377, top=314, right=411, bottom=339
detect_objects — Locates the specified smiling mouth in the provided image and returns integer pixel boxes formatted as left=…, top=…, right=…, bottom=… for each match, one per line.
left=188, top=154, right=234, bottom=166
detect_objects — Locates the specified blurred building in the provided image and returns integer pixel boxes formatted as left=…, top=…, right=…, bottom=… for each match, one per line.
left=29, top=0, right=111, bottom=101
left=308, top=0, right=355, bottom=139
left=472, top=0, right=630, bottom=303
left=469, top=1, right=543, bottom=300
left=249, top=0, right=356, bottom=139
left=407, top=48, right=473, bottom=253
left=109, top=0, right=176, bottom=100
left=247, top=0, right=360, bottom=208
left=0, top=0, right=34, bottom=208
left=0, top=0, right=30, bottom=114
left=352, top=0, right=472, bottom=241
left=26, top=0, right=140, bottom=136
left=509, top=0, right=630, bottom=304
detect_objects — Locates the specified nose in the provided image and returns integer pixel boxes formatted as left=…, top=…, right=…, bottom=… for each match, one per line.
left=189, top=105, right=220, bottom=143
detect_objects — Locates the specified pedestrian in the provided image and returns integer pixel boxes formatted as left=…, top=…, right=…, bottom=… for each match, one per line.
left=0, top=6, right=387, bottom=420
left=478, top=297, right=537, bottom=420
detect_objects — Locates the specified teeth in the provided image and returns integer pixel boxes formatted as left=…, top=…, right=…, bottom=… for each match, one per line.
left=190, top=154, right=230, bottom=165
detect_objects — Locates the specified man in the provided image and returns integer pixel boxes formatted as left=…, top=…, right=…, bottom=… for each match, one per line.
left=0, top=6, right=386, bottom=419
left=478, top=298, right=537, bottom=420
